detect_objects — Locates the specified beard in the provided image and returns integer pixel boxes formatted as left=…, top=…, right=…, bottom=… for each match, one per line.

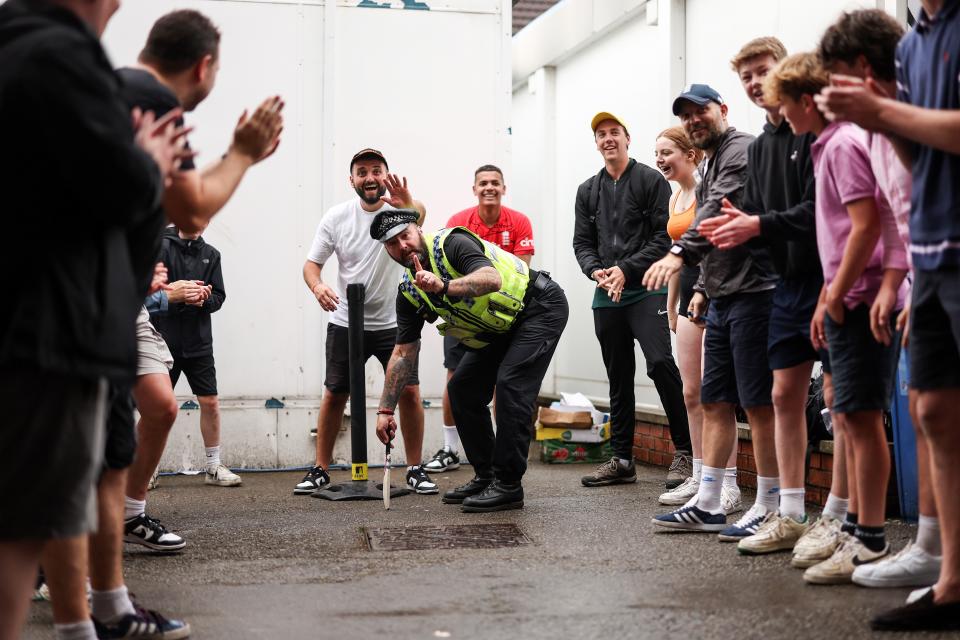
left=690, top=123, right=724, bottom=151
left=355, top=182, right=387, bottom=205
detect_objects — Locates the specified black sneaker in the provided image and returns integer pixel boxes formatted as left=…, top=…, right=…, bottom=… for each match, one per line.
left=423, top=447, right=461, bottom=473
left=581, top=457, right=637, bottom=487
left=123, top=514, right=186, bottom=552
left=94, top=603, right=191, bottom=639
left=870, top=589, right=960, bottom=631
left=442, top=476, right=493, bottom=504
left=293, top=465, right=329, bottom=495
left=461, top=480, right=523, bottom=512
left=406, top=466, right=439, bottom=494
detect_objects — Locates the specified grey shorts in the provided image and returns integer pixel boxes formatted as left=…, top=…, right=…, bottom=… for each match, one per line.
left=0, top=369, right=107, bottom=539
left=136, top=306, right=173, bottom=377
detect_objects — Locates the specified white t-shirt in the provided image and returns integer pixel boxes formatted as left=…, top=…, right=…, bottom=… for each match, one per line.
left=307, top=198, right=402, bottom=330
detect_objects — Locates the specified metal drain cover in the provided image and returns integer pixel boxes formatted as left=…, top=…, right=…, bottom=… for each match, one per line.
left=364, top=524, right=531, bottom=551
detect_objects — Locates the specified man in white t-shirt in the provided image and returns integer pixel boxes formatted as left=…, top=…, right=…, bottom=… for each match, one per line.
left=294, top=148, right=436, bottom=495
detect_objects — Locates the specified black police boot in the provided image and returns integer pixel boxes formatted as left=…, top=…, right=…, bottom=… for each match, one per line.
left=460, top=479, right=523, bottom=512
left=441, top=475, right=493, bottom=504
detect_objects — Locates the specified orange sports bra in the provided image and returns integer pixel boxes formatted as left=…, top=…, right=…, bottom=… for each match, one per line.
left=667, top=190, right=696, bottom=242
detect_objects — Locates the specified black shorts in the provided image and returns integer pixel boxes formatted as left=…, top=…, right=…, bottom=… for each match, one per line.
left=104, top=383, right=137, bottom=470
left=171, top=353, right=218, bottom=396
left=909, top=267, right=960, bottom=390
left=768, top=276, right=821, bottom=370
left=0, top=369, right=106, bottom=539
left=701, top=290, right=774, bottom=408
left=824, top=304, right=900, bottom=414
left=324, top=323, right=420, bottom=393
left=443, top=335, right=470, bottom=370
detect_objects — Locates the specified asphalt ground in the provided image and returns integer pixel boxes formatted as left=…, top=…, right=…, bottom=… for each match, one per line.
left=23, top=462, right=957, bottom=640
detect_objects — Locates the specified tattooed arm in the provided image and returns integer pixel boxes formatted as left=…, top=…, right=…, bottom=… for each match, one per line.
left=375, top=340, right=421, bottom=444
left=446, top=267, right=502, bottom=298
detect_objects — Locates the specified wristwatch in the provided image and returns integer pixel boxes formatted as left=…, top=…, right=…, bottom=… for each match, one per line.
left=669, top=244, right=684, bottom=258
left=440, top=278, right=450, bottom=297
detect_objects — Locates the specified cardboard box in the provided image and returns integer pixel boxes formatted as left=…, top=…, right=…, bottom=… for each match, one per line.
left=541, top=439, right=613, bottom=464
left=535, top=422, right=610, bottom=442
left=538, top=407, right=593, bottom=429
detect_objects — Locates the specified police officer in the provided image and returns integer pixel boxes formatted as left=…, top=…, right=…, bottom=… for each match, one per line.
left=370, top=210, right=568, bottom=512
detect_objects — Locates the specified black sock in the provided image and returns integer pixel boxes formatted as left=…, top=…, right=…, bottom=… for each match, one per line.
left=855, top=524, right=887, bottom=552
left=842, top=512, right=858, bottom=535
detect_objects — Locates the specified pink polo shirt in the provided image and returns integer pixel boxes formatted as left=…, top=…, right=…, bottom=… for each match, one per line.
left=869, top=133, right=912, bottom=275
left=811, top=122, right=906, bottom=310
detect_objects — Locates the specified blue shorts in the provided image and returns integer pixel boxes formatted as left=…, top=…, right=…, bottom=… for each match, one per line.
left=824, top=304, right=900, bottom=414
left=768, top=276, right=821, bottom=370
left=701, top=290, right=774, bottom=408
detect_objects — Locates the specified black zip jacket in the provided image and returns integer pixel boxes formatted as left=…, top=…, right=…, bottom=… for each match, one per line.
left=0, top=0, right=163, bottom=381
left=743, top=119, right=821, bottom=280
left=151, top=228, right=226, bottom=358
left=573, top=159, right=672, bottom=289
left=676, top=127, right=778, bottom=298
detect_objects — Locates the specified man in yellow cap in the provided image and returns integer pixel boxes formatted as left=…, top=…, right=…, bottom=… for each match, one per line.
left=574, top=111, right=691, bottom=489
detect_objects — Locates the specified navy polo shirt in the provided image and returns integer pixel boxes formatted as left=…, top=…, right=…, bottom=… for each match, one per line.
left=895, top=0, right=960, bottom=270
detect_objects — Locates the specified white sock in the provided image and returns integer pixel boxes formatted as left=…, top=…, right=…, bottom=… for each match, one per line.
left=205, top=445, right=221, bottom=470
left=54, top=621, right=97, bottom=640
left=696, top=465, right=724, bottom=513
left=442, top=425, right=460, bottom=454
left=779, top=487, right=806, bottom=521
left=90, top=585, right=135, bottom=624
left=124, top=497, right=145, bottom=521
left=822, top=493, right=849, bottom=522
left=916, top=514, right=942, bottom=556
left=756, top=476, right=780, bottom=512
left=723, top=467, right=738, bottom=489
left=617, top=457, right=633, bottom=468
left=693, top=458, right=703, bottom=482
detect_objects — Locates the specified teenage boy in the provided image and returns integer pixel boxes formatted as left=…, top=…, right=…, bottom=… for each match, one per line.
left=151, top=224, right=239, bottom=487
left=426, top=165, right=534, bottom=473
left=816, top=0, right=960, bottom=629
left=766, top=52, right=908, bottom=584
left=697, top=37, right=822, bottom=555
left=818, top=8, right=941, bottom=592
left=644, top=87, right=779, bottom=539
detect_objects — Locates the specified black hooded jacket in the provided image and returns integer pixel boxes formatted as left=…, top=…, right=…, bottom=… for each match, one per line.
left=0, top=0, right=163, bottom=381
left=573, top=159, right=673, bottom=289
left=151, top=227, right=226, bottom=358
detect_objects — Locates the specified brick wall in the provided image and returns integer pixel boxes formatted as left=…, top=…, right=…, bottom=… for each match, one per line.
left=632, top=415, right=900, bottom=513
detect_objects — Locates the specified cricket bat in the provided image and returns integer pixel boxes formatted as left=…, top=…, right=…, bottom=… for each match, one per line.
left=383, top=440, right=391, bottom=510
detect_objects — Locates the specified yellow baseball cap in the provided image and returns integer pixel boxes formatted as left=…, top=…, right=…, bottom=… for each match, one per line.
left=591, top=111, right=629, bottom=134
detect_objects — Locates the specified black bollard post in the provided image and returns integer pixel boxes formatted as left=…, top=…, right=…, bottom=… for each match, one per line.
left=347, top=283, right=368, bottom=483
left=313, top=284, right=409, bottom=502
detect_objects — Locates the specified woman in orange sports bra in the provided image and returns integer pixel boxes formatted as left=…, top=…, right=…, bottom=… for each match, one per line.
left=654, top=126, right=733, bottom=505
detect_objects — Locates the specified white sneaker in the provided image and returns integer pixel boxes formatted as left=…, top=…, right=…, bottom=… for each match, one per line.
left=722, top=484, right=743, bottom=515
left=205, top=464, right=242, bottom=487
left=803, top=533, right=889, bottom=584
left=738, top=513, right=809, bottom=555
left=852, top=541, right=941, bottom=588
left=792, top=515, right=843, bottom=568
left=659, top=476, right=699, bottom=505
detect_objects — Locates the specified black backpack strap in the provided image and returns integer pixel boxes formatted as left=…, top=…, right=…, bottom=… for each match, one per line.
left=587, top=166, right=605, bottom=219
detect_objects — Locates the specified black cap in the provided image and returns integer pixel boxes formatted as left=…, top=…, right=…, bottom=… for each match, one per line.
left=672, top=84, right=724, bottom=115
left=370, top=209, right=418, bottom=243
left=350, top=148, right=388, bottom=171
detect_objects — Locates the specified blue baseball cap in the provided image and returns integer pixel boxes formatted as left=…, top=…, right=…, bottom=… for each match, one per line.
left=672, top=84, right=724, bottom=115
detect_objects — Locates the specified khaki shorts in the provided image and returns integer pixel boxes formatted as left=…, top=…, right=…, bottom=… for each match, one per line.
left=136, top=306, right=173, bottom=377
